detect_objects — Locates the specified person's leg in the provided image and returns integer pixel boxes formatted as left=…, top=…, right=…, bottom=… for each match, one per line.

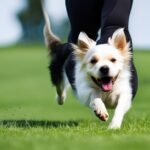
left=98, top=0, right=133, bottom=44
left=97, top=0, right=137, bottom=98
left=65, top=0, right=103, bottom=43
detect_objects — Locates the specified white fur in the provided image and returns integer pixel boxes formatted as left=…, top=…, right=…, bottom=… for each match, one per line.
left=73, top=29, right=132, bottom=129
left=75, top=48, right=131, bottom=129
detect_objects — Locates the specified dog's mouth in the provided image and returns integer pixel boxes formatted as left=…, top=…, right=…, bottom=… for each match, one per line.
left=91, top=76, right=115, bottom=92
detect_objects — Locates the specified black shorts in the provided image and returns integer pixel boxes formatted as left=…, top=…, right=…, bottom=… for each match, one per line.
left=66, top=0, right=133, bottom=45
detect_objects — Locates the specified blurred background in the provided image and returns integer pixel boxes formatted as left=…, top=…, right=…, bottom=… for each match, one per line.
left=0, top=0, right=69, bottom=47
left=0, top=0, right=150, bottom=149
left=0, top=0, right=150, bottom=48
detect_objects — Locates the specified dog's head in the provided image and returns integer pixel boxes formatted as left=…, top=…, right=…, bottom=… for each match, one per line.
left=73, top=28, right=131, bottom=92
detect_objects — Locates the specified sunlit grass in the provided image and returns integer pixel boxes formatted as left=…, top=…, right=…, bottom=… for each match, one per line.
left=0, top=45, right=150, bottom=150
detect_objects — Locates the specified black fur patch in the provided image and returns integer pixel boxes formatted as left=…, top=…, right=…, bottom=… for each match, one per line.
left=64, top=53, right=76, bottom=91
left=49, top=43, right=73, bottom=86
left=130, top=60, right=138, bottom=99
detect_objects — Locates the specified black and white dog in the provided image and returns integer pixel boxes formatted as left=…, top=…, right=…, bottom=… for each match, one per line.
left=42, top=2, right=138, bottom=129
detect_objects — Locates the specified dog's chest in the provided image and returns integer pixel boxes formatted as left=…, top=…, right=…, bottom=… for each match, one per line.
left=101, top=91, right=119, bottom=108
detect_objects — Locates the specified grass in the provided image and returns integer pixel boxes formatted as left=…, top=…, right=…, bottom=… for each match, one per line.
left=0, top=45, right=150, bottom=150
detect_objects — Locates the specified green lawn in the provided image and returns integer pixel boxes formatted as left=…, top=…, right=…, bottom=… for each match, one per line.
left=0, top=45, right=150, bottom=150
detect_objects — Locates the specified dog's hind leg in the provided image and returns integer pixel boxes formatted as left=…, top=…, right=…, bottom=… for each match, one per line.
left=56, top=82, right=66, bottom=105
left=48, top=43, right=72, bottom=105
left=55, top=73, right=69, bottom=105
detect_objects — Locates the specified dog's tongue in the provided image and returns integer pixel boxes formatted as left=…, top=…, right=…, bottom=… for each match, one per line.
left=101, top=82, right=112, bottom=92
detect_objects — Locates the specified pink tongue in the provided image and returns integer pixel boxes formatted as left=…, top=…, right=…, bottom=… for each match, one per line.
left=102, top=82, right=112, bottom=91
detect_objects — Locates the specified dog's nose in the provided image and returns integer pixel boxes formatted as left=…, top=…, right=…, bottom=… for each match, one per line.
left=100, top=65, right=109, bottom=75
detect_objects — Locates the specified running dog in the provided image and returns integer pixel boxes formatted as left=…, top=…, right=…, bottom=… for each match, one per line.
left=42, top=3, right=137, bottom=129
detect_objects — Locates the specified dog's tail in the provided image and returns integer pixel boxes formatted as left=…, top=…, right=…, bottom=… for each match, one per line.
left=41, top=0, right=61, bottom=52
left=41, top=0, right=73, bottom=88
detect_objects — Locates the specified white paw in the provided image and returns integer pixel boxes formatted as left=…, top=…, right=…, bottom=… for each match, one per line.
left=108, top=122, right=121, bottom=129
left=91, top=98, right=109, bottom=121
left=56, top=91, right=66, bottom=105
left=95, top=110, right=109, bottom=121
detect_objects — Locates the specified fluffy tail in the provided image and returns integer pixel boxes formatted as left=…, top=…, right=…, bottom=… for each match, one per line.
left=41, top=0, right=61, bottom=51
left=41, top=0, right=73, bottom=86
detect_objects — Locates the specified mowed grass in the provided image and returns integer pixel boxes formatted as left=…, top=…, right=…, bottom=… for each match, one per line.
left=0, top=45, right=150, bottom=150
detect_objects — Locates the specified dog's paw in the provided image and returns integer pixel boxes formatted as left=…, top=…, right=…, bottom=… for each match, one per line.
left=57, top=95, right=65, bottom=105
left=108, top=122, right=121, bottom=129
left=95, top=110, right=109, bottom=121
left=90, top=98, right=109, bottom=121
left=56, top=91, right=66, bottom=105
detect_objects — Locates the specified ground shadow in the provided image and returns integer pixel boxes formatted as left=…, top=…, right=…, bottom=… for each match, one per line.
left=0, top=120, right=79, bottom=128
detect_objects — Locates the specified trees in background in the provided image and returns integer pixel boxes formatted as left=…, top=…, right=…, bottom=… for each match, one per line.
left=18, top=0, right=43, bottom=42
left=17, top=0, right=69, bottom=43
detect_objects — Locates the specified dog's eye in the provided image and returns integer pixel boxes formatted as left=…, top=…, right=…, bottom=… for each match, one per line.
left=110, top=58, right=116, bottom=63
left=90, top=58, right=98, bottom=64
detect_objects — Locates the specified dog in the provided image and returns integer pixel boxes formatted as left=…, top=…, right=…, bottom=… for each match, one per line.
left=41, top=3, right=137, bottom=129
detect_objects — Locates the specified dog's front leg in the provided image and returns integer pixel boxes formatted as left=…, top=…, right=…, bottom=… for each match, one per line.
left=89, top=94, right=109, bottom=121
left=109, top=94, right=132, bottom=129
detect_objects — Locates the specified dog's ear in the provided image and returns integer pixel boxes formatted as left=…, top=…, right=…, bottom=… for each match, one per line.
left=108, top=28, right=130, bottom=53
left=73, top=32, right=96, bottom=58
left=108, top=28, right=131, bottom=63
left=78, top=32, right=96, bottom=49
